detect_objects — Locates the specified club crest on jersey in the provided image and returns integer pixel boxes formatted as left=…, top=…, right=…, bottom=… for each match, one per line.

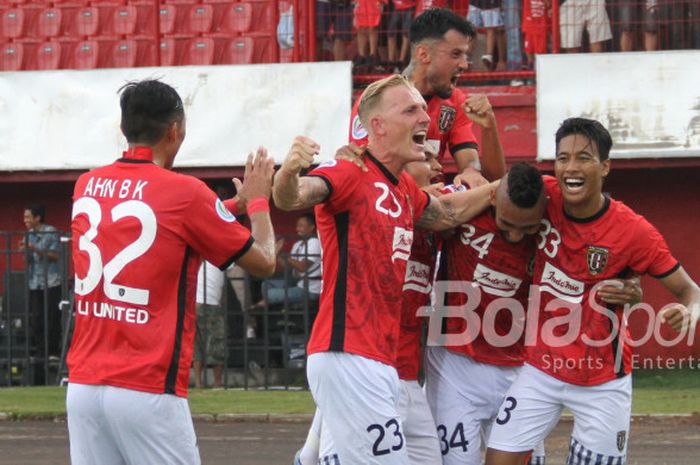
left=215, top=198, right=236, bottom=223
left=616, top=431, right=626, bottom=452
left=587, top=246, right=609, bottom=275
left=351, top=114, right=368, bottom=140
left=438, top=105, right=457, bottom=133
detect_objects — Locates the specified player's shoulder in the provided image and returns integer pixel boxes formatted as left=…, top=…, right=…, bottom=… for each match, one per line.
left=607, top=196, right=654, bottom=232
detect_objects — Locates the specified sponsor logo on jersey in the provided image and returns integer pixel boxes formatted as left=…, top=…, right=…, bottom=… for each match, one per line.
left=587, top=246, right=609, bottom=275
left=392, top=227, right=413, bottom=263
left=403, top=260, right=432, bottom=293
left=540, top=261, right=585, bottom=303
left=473, top=263, right=522, bottom=297
left=616, top=430, right=626, bottom=452
left=438, top=105, right=457, bottom=133
left=351, top=114, right=368, bottom=140
left=215, top=198, right=236, bottom=223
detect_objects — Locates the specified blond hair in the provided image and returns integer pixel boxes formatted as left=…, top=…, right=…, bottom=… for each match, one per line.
left=357, top=74, right=414, bottom=130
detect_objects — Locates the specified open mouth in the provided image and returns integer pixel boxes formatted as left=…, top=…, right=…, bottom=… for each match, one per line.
left=450, top=74, right=459, bottom=86
left=412, top=131, right=427, bottom=149
left=564, top=177, right=585, bottom=193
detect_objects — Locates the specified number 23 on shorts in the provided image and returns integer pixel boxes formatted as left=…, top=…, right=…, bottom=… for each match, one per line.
left=367, top=419, right=405, bottom=456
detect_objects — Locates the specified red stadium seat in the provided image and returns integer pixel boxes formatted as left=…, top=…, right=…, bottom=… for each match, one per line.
left=163, top=0, right=198, bottom=4
left=36, top=40, right=62, bottom=69
left=0, top=42, right=24, bottom=70
left=246, top=0, right=275, bottom=34
left=221, top=37, right=253, bottom=64
left=183, top=37, right=215, bottom=65
left=188, top=4, right=214, bottom=35
left=159, top=37, right=179, bottom=66
left=279, top=46, right=294, bottom=64
left=113, top=5, right=137, bottom=36
left=75, top=7, right=99, bottom=37
left=111, top=39, right=137, bottom=68
left=217, top=3, right=253, bottom=35
left=2, top=8, right=27, bottom=40
left=159, top=4, right=192, bottom=38
left=37, top=8, right=63, bottom=39
left=71, top=39, right=98, bottom=68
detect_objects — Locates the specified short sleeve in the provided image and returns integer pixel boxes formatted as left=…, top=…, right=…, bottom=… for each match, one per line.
left=348, top=100, right=368, bottom=145
left=448, top=90, right=478, bottom=156
left=182, top=181, right=254, bottom=270
left=628, top=217, right=679, bottom=278
left=308, top=159, right=361, bottom=213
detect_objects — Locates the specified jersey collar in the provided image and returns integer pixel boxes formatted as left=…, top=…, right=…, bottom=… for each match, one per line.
left=365, top=150, right=399, bottom=185
left=119, top=146, right=155, bottom=163
left=563, top=194, right=611, bottom=223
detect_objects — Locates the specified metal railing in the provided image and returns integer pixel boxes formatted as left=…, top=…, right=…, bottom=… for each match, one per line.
left=0, top=231, right=319, bottom=390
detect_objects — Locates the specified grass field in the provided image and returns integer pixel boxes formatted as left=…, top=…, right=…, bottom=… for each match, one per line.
left=0, top=369, right=696, bottom=417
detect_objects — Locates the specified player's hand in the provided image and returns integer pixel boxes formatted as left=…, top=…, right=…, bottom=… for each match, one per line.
left=463, top=95, right=497, bottom=129
left=335, top=143, right=367, bottom=172
left=18, top=238, right=26, bottom=251
left=280, top=136, right=320, bottom=175
left=454, top=167, right=488, bottom=188
left=598, top=277, right=643, bottom=306
left=237, top=147, right=275, bottom=204
left=422, top=182, right=445, bottom=198
left=659, top=303, right=698, bottom=332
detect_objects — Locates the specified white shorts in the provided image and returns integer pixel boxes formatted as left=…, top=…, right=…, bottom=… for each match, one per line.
left=424, top=347, right=537, bottom=465
left=314, top=379, right=441, bottom=465
left=309, top=352, right=410, bottom=465
left=467, top=5, right=504, bottom=29
left=560, top=0, right=612, bottom=48
left=66, top=383, right=200, bottom=465
left=488, top=364, right=631, bottom=463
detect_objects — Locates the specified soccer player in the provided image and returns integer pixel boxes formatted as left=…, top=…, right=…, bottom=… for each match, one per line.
left=425, top=162, right=547, bottom=465
left=295, top=147, right=445, bottom=465
left=67, top=79, right=277, bottom=465
left=485, top=118, right=700, bottom=465
left=274, top=74, right=498, bottom=465
left=349, top=7, right=506, bottom=184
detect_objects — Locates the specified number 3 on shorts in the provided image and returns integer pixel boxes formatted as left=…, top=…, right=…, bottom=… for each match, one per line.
left=367, top=419, right=405, bottom=456
left=496, top=396, right=518, bottom=425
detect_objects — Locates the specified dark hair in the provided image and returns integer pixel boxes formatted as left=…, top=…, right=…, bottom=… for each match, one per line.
left=555, top=117, right=613, bottom=161
left=25, top=204, right=45, bottom=222
left=119, top=79, right=184, bottom=145
left=409, top=8, right=476, bottom=45
left=299, top=213, right=316, bottom=228
left=507, top=163, right=543, bottom=209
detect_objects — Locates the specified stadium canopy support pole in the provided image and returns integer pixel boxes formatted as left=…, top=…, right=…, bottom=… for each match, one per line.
left=307, top=0, right=316, bottom=61
left=292, top=0, right=301, bottom=62
left=154, top=0, right=162, bottom=65
left=552, top=0, right=560, bottom=54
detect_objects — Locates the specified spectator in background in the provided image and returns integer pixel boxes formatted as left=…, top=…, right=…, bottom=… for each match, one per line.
left=387, top=0, right=417, bottom=71
left=255, top=214, right=322, bottom=308
left=618, top=0, right=658, bottom=51
left=20, top=204, right=62, bottom=364
left=663, top=0, right=700, bottom=50
left=354, top=0, right=385, bottom=71
left=522, top=0, right=551, bottom=68
left=316, top=0, right=353, bottom=61
left=193, top=260, right=226, bottom=389
left=559, top=0, right=612, bottom=52
left=468, top=0, right=507, bottom=71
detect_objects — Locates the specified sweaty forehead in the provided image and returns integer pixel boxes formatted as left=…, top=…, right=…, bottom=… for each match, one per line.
left=439, top=29, right=472, bottom=52
left=558, top=134, right=599, bottom=156
left=383, top=85, right=425, bottom=110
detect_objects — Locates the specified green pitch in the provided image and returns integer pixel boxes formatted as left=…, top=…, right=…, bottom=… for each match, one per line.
left=0, top=369, right=696, bottom=418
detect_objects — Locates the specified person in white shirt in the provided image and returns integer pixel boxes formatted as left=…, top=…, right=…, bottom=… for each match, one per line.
left=259, top=214, right=322, bottom=307
left=193, top=260, right=226, bottom=388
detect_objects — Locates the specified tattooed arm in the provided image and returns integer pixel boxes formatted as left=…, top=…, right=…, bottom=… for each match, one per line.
left=273, top=136, right=330, bottom=211
left=416, top=181, right=498, bottom=231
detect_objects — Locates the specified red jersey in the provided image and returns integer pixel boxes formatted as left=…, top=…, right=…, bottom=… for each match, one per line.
left=393, top=0, right=417, bottom=9
left=415, top=0, right=449, bottom=14
left=349, top=88, right=478, bottom=166
left=528, top=176, right=679, bottom=386
left=396, top=229, right=438, bottom=380
left=522, top=0, right=551, bottom=32
left=307, top=153, right=430, bottom=366
left=68, top=153, right=253, bottom=397
left=442, top=208, right=535, bottom=366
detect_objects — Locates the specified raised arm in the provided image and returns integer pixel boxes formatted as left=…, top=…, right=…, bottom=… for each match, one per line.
left=461, top=94, right=506, bottom=182
left=273, top=136, right=330, bottom=211
left=658, top=266, right=700, bottom=332
left=416, top=181, right=497, bottom=231
left=233, top=149, right=277, bottom=277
